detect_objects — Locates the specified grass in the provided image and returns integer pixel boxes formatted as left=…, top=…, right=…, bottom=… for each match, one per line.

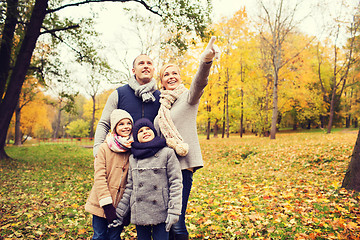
left=1, top=131, right=359, bottom=239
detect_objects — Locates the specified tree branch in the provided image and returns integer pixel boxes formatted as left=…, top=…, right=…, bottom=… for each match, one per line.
left=46, top=0, right=162, bottom=17
left=40, top=24, right=80, bottom=35
left=41, top=27, right=87, bottom=62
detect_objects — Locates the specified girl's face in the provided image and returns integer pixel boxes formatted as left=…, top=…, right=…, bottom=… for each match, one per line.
left=161, top=66, right=181, bottom=91
left=115, top=118, right=132, bottom=137
left=137, top=126, right=155, bottom=143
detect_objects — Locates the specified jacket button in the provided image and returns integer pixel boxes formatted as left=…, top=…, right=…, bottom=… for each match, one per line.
left=138, top=198, right=142, bottom=202
left=139, top=183, right=143, bottom=187
left=154, top=153, right=159, bottom=158
left=153, top=186, right=157, bottom=190
left=152, top=200, right=157, bottom=205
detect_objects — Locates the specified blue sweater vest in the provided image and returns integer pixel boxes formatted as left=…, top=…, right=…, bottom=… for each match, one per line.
left=117, top=85, right=160, bottom=123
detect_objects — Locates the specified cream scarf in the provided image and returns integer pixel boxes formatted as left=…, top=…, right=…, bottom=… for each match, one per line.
left=158, top=84, right=189, bottom=156
left=128, top=76, right=157, bottom=103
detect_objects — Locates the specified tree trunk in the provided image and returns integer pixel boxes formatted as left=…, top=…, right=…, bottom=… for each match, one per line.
left=53, top=106, right=61, bottom=139
left=206, top=102, right=211, bottom=140
left=206, top=118, right=210, bottom=140
left=214, top=119, right=219, bottom=138
left=341, top=128, right=360, bottom=192
left=270, top=70, right=279, bottom=139
left=346, top=114, right=351, bottom=128
left=226, top=86, right=229, bottom=138
left=327, top=89, right=337, bottom=133
left=225, top=68, right=229, bottom=138
left=90, top=94, right=96, bottom=138
left=240, top=89, right=244, bottom=138
left=222, top=92, right=226, bottom=138
left=320, top=115, right=325, bottom=128
left=14, top=100, right=22, bottom=145
left=0, top=0, right=18, bottom=99
left=0, top=0, right=48, bottom=160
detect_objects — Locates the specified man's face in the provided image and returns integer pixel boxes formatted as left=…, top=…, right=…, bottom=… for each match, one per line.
left=132, top=55, right=155, bottom=85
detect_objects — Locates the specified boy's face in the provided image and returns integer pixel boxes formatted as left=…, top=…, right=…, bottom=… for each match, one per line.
left=137, top=126, right=155, bottom=143
left=115, top=118, right=132, bottom=137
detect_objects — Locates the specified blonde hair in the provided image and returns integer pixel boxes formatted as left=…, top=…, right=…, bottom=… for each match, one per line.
left=158, top=63, right=181, bottom=90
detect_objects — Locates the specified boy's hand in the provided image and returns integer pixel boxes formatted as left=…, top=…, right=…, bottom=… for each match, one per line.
left=165, top=213, right=179, bottom=232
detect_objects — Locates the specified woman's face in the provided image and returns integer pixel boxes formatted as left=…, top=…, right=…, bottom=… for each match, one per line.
left=137, top=126, right=155, bottom=143
left=161, top=66, right=181, bottom=91
left=115, top=118, right=132, bottom=137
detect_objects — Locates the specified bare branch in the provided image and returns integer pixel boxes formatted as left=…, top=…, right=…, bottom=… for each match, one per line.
left=279, top=35, right=317, bottom=69
left=40, top=24, right=80, bottom=35
left=41, top=26, right=89, bottom=61
left=46, top=0, right=161, bottom=17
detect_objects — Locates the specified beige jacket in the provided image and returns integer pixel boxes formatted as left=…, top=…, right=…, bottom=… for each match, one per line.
left=85, top=141, right=130, bottom=218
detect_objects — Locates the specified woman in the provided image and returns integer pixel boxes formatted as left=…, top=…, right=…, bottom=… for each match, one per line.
left=154, top=36, right=220, bottom=240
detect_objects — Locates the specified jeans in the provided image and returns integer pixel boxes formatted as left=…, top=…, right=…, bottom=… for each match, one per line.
left=136, top=222, right=168, bottom=240
left=92, top=215, right=124, bottom=240
left=171, top=169, right=193, bottom=235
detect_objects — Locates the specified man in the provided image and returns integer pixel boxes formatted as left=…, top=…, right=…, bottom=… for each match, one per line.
left=93, top=54, right=160, bottom=157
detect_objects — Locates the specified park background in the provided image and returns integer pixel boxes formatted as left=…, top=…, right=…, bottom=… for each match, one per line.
left=1, top=0, right=360, bottom=239
left=3, top=0, right=360, bottom=143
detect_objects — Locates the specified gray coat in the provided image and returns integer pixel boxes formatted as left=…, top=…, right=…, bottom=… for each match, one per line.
left=115, top=147, right=182, bottom=226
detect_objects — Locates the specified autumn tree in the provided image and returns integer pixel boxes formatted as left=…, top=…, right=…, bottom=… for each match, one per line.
left=278, top=34, right=325, bottom=130
left=205, top=9, right=252, bottom=138
left=256, top=0, right=310, bottom=139
left=83, top=89, right=114, bottom=137
left=74, top=32, right=115, bottom=138
left=18, top=92, right=52, bottom=139
left=341, top=5, right=360, bottom=193
left=315, top=1, right=360, bottom=133
left=0, top=0, right=212, bottom=160
left=14, top=76, right=42, bottom=145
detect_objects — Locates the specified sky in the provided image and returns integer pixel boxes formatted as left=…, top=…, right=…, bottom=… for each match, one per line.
left=87, top=0, right=353, bottom=57
left=57, top=0, right=358, bottom=94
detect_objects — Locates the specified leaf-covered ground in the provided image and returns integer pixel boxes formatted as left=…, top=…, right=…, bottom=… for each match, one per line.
left=1, top=131, right=359, bottom=239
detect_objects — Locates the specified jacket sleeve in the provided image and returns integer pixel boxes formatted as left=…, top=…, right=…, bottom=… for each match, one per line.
left=166, top=149, right=183, bottom=215
left=116, top=160, right=133, bottom=219
left=93, top=90, right=118, bottom=157
left=187, top=61, right=213, bottom=105
left=93, top=145, right=112, bottom=207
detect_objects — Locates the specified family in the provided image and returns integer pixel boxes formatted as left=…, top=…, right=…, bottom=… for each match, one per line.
left=84, top=37, right=220, bottom=240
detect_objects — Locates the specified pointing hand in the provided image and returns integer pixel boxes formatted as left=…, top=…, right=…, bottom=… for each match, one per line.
left=200, top=36, right=220, bottom=62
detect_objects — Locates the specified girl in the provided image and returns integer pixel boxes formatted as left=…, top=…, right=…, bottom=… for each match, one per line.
left=85, top=109, right=134, bottom=240
left=110, top=118, right=182, bottom=240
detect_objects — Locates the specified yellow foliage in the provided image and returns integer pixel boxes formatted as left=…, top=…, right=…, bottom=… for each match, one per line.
left=20, top=92, right=52, bottom=137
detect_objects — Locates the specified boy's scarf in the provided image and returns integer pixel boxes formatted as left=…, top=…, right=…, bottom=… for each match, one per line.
left=158, top=84, right=189, bottom=156
left=128, top=76, right=157, bottom=103
left=131, top=136, right=166, bottom=159
left=106, top=132, right=133, bottom=152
